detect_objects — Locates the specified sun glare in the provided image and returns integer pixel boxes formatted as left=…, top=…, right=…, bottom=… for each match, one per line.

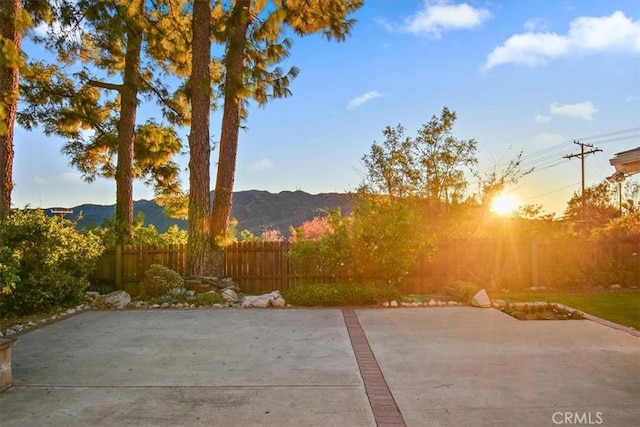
left=490, top=194, right=518, bottom=216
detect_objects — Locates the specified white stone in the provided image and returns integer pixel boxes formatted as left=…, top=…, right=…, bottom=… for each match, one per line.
left=390, top=300, right=398, bottom=307
left=241, top=291, right=284, bottom=308
left=27, top=322, right=36, bottom=327
left=5, top=329, right=15, bottom=336
left=610, top=284, right=622, bottom=290
left=447, top=301, right=458, bottom=306
left=412, top=302, right=421, bottom=307
left=493, top=299, right=507, bottom=309
left=471, top=289, right=492, bottom=308
left=221, top=289, right=239, bottom=303
left=437, top=301, right=445, bottom=306
left=427, top=299, right=437, bottom=307
left=400, top=302, right=413, bottom=307
left=382, top=301, right=390, bottom=307
left=101, top=290, right=131, bottom=309
left=271, top=297, right=287, bottom=308
left=65, top=308, right=76, bottom=315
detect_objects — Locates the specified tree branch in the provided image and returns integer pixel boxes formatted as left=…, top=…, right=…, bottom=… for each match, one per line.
left=86, top=79, right=122, bottom=92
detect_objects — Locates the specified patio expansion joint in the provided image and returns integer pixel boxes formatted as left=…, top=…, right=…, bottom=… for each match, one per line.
left=342, top=308, right=406, bottom=427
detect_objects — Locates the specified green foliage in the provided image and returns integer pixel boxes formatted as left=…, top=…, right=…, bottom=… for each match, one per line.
left=90, top=214, right=187, bottom=247
left=287, top=209, right=353, bottom=279
left=194, top=292, right=224, bottom=306
left=351, top=197, right=435, bottom=283
left=449, top=281, right=479, bottom=303
left=138, top=264, right=184, bottom=299
left=287, top=199, right=434, bottom=285
left=0, top=209, right=104, bottom=316
left=283, top=282, right=401, bottom=307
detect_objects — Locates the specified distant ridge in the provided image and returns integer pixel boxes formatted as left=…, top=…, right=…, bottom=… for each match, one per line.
left=46, top=190, right=353, bottom=236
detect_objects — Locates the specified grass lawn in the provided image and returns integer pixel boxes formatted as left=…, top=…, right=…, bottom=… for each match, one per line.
left=494, top=290, right=640, bottom=330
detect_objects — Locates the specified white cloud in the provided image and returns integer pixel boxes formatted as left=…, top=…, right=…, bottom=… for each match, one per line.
left=402, top=0, right=491, bottom=38
left=247, top=158, right=274, bottom=172
left=532, top=133, right=564, bottom=147
left=550, top=101, right=598, bottom=121
left=625, top=95, right=638, bottom=103
left=484, top=11, right=640, bottom=69
left=534, top=114, right=551, bottom=124
left=347, top=91, right=384, bottom=111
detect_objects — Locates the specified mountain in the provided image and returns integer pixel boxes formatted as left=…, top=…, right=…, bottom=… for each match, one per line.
left=46, top=190, right=353, bottom=236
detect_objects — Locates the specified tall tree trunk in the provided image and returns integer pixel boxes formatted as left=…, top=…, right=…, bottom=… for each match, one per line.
left=209, top=0, right=252, bottom=275
left=187, top=0, right=212, bottom=276
left=114, top=0, right=144, bottom=242
left=0, top=0, right=21, bottom=218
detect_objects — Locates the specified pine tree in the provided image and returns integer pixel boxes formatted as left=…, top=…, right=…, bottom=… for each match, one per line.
left=18, top=0, right=187, bottom=242
left=187, top=0, right=363, bottom=276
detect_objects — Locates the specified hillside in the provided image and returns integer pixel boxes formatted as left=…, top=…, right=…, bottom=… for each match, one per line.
left=47, top=190, right=353, bottom=236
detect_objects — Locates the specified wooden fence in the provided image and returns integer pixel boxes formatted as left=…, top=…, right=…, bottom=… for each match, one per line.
left=92, top=237, right=640, bottom=296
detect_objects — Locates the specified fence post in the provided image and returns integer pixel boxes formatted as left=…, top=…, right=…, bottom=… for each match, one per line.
left=115, top=245, right=122, bottom=289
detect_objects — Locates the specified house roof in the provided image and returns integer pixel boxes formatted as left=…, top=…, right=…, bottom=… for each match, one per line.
left=609, top=146, right=640, bottom=176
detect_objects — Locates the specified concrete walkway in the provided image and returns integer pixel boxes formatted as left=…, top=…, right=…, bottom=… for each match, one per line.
left=0, top=308, right=638, bottom=426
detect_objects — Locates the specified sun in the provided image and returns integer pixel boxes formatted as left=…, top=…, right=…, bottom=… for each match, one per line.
left=490, top=194, right=518, bottom=216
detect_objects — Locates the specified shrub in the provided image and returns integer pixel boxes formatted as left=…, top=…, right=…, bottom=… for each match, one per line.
left=0, top=209, right=104, bottom=316
left=449, top=281, right=479, bottom=303
left=194, top=292, right=225, bottom=306
left=283, top=283, right=401, bottom=306
left=138, top=264, right=184, bottom=299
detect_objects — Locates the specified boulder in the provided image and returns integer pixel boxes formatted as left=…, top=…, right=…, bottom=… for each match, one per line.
left=100, top=290, right=131, bottom=309
left=471, top=289, right=491, bottom=308
left=427, top=299, right=437, bottom=307
left=221, top=289, right=239, bottom=303
left=241, top=291, right=284, bottom=308
left=610, top=284, right=622, bottom=290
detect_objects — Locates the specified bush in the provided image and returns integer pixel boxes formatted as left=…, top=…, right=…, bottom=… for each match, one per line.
left=449, top=281, right=479, bottom=303
left=194, top=292, right=225, bottom=306
left=283, top=283, right=401, bottom=306
left=138, top=264, right=184, bottom=299
left=0, top=209, right=104, bottom=316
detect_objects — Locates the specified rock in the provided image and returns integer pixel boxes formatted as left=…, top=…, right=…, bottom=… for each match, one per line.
left=27, top=321, right=36, bottom=327
left=221, top=289, right=239, bottom=303
left=471, top=289, right=491, bottom=308
left=85, top=291, right=100, bottom=301
left=427, top=299, right=437, bottom=307
left=400, top=302, right=413, bottom=307
left=610, top=284, right=622, bottom=290
left=390, top=300, right=398, bottom=307
left=151, top=304, right=161, bottom=308
left=412, top=302, right=421, bottom=307
left=382, top=301, right=390, bottom=307
left=12, top=324, right=24, bottom=332
left=100, top=290, right=131, bottom=309
left=65, top=308, right=76, bottom=315
left=493, top=299, right=507, bottom=309
left=271, top=297, right=287, bottom=308
left=241, top=291, right=285, bottom=308
left=447, top=301, right=458, bottom=306
left=437, top=301, right=445, bottom=306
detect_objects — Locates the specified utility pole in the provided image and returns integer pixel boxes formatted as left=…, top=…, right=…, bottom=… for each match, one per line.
left=564, top=140, right=602, bottom=221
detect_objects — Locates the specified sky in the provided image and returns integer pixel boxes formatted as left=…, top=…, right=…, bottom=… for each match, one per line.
left=12, top=0, right=640, bottom=216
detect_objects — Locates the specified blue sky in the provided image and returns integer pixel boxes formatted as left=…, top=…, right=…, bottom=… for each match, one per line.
left=12, top=0, right=640, bottom=216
